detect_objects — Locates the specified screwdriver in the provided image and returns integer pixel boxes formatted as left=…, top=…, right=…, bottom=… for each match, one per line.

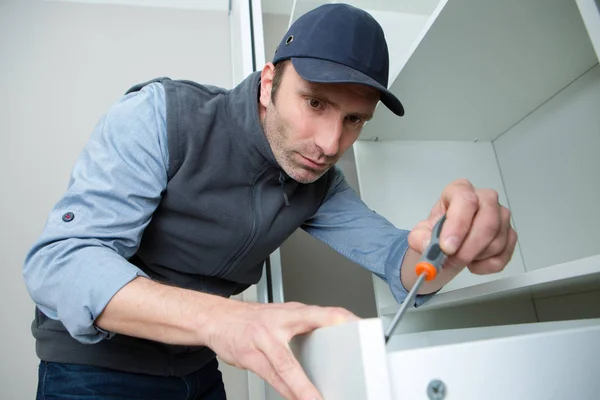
left=384, top=214, right=448, bottom=343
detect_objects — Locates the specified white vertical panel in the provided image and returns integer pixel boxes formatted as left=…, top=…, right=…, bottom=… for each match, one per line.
left=291, top=318, right=392, bottom=400
left=251, top=0, right=266, bottom=68
left=252, top=1, right=287, bottom=306
left=230, top=0, right=254, bottom=85
left=230, top=1, right=269, bottom=398
left=493, top=64, right=600, bottom=271
left=354, top=140, right=526, bottom=314
left=576, top=0, right=600, bottom=61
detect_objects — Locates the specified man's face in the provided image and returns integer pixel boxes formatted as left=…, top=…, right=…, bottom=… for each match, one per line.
left=259, top=62, right=379, bottom=184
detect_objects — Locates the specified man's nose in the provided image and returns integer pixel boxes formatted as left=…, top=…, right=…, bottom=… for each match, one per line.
left=314, top=118, right=343, bottom=157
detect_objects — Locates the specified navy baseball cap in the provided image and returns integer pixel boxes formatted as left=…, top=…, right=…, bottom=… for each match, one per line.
left=272, top=3, right=404, bottom=116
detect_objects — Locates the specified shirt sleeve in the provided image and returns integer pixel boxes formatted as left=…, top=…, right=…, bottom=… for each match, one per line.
left=22, top=82, right=169, bottom=344
left=302, top=166, right=437, bottom=307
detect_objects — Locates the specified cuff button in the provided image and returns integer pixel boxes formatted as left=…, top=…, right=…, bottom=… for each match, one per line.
left=62, top=212, right=75, bottom=222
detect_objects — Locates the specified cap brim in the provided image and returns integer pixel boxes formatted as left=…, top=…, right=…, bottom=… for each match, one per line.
left=291, top=58, right=404, bottom=117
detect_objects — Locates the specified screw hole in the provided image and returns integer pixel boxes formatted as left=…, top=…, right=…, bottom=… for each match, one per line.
left=427, top=379, right=446, bottom=400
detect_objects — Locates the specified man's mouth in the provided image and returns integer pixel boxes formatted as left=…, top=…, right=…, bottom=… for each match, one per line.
left=299, top=154, right=328, bottom=169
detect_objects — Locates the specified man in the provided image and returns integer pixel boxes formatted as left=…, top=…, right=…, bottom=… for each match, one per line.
left=23, top=3, right=516, bottom=400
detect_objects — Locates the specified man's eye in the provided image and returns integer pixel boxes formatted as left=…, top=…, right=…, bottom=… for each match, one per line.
left=308, top=98, right=322, bottom=109
left=347, top=115, right=363, bottom=125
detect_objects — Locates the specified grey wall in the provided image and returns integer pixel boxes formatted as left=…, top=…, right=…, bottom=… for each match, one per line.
left=262, top=12, right=378, bottom=319
left=0, top=0, right=232, bottom=398
left=263, top=12, right=290, bottom=62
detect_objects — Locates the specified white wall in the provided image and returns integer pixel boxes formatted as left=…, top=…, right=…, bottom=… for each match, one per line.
left=0, top=0, right=232, bottom=398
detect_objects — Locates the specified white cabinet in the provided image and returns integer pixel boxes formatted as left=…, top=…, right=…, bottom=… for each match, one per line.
left=353, top=0, right=600, bottom=325
left=280, top=0, right=600, bottom=398
left=255, top=0, right=600, bottom=398
left=292, top=317, right=600, bottom=399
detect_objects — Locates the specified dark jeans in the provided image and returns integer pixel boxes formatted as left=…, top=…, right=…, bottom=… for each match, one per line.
left=36, top=358, right=227, bottom=400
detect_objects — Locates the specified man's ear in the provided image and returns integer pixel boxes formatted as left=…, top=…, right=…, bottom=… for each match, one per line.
left=259, top=62, right=276, bottom=108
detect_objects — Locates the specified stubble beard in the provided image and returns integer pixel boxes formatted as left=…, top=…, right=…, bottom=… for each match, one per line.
left=262, top=104, right=329, bottom=184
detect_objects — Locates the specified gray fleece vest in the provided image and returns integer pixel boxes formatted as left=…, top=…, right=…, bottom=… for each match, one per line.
left=32, top=71, right=336, bottom=376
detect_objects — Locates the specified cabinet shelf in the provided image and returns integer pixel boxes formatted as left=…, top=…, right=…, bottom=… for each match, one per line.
left=361, top=0, right=599, bottom=142
left=382, top=254, right=600, bottom=315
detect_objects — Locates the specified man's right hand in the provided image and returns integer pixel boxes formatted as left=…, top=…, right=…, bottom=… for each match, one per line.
left=206, top=299, right=359, bottom=400
left=96, top=277, right=359, bottom=400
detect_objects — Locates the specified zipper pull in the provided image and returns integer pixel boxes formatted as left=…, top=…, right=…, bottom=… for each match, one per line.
left=279, top=171, right=290, bottom=207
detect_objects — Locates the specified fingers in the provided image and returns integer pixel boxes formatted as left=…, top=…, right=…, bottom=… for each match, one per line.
left=444, top=187, right=516, bottom=274
left=252, top=304, right=359, bottom=400
left=473, top=205, right=511, bottom=261
left=416, top=180, right=518, bottom=277
left=210, top=301, right=361, bottom=400
left=447, top=189, right=502, bottom=267
left=439, top=179, right=479, bottom=254
left=266, top=305, right=358, bottom=399
left=247, top=352, right=295, bottom=400
left=256, top=332, right=322, bottom=400
left=468, top=226, right=518, bottom=274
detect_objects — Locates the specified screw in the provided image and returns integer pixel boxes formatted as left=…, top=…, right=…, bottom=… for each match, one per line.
left=427, top=379, right=446, bottom=400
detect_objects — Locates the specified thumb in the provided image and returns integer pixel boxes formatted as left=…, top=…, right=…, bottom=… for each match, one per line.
left=409, top=199, right=448, bottom=253
left=408, top=219, right=435, bottom=254
left=288, top=306, right=360, bottom=337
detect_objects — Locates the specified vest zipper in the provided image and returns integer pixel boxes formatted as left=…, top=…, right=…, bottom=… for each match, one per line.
left=279, top=171, right=290, bottom=207
left=219, top=169, right=268, bottom=277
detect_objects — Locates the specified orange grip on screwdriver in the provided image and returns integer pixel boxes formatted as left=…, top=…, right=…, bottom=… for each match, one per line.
left=415, top=261, right=439, bottom=281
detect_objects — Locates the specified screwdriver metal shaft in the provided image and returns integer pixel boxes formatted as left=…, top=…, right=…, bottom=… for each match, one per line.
left=383, top=214, right=448, bottom=344
left=384, top=272, right=426, bottom=343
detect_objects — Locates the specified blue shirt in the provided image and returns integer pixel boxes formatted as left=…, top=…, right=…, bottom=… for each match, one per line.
left=23, top=82, right=434, bottom=344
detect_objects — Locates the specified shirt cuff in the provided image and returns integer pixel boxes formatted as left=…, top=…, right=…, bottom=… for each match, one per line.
left=54, top=248, right=151, bottom=344
left=385, top=236, right=439, bottom=308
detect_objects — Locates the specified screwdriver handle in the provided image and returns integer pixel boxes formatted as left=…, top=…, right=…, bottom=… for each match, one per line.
left=415, top=214, right=447, bottom=281
left=384, top=214, right=449, bottom=344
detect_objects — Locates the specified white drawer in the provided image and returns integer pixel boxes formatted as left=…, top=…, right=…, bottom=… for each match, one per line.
left=387, top=319, right=600, bottom=399
left=292, top=318, right=600, bottom=400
